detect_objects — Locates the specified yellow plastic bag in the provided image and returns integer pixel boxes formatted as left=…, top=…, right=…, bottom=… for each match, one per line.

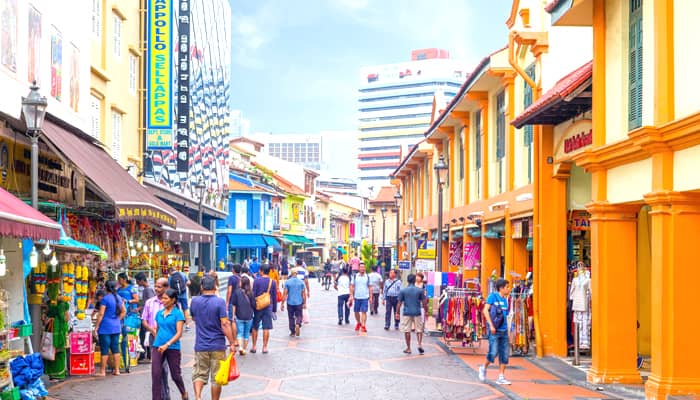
left=214, top=354, right=232, bottom=386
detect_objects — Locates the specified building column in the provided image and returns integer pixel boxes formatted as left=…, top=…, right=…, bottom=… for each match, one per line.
left=586, top=202, right=642, bottom=385
left=536, top=127, right=569, bottom=356
left=503, top=213, right=514, bottom=282
left=644, top=192, right=700, bottom=399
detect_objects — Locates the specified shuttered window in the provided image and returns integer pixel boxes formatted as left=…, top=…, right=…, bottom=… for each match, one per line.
left=496, top=91, right=506, bottom=160
left=628, top=0, right=643, bottom=129
left=524, top=63, right=536, bottom=183
left=475, top=110, right=482, bottom=170
left=111, top=111, right=122, bottom=161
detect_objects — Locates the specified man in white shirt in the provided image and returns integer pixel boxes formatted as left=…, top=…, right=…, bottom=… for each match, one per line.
left=368, top=268, right=383, bottom=315
left=349, top=263, right=371, bottom=332
left=334, top=267, right=351, bottom=325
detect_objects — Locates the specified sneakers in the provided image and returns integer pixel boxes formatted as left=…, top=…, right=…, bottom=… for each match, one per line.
left=355, top=323, right=361, bottom=331
left=496, top=374, right=511, bottom=385
left=338, top=320, right=343, bottom=325
left=361, top=326, right=367, bottom=333
left=478, top=365, right=486, bottom=382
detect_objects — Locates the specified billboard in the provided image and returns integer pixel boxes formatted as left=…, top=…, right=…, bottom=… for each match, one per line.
left=146, top=0, right=173, bottom=150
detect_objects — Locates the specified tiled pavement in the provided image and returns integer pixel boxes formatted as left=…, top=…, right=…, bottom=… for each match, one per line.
left=46, top=279, right=632, bottom=400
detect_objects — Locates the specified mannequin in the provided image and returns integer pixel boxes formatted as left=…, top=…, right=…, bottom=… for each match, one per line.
left=569, top=261, right=591, bottom=349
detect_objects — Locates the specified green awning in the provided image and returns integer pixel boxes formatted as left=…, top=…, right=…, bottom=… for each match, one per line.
left=282, top=234, right=315, bottom=245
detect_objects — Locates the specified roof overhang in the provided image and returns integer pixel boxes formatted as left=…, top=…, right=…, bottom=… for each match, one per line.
left=547, top=0, right=593, bottom=27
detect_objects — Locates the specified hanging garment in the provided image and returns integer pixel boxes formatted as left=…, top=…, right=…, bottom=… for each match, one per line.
left=573, top=310, right=591, bottom=349
left=569, top=275, right=591, bottom=312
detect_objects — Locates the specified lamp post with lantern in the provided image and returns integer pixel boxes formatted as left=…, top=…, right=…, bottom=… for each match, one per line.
left=434, top=155, right=448, bottom=272
left=195, top=177, right=207, bottom=271
left=393, top=190, right=402, bottom=270
left=21, top=82, right=48, bottom=210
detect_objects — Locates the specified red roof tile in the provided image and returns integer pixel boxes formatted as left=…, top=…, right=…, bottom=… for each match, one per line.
left=371, top=186, right=398, bottom=204
left=511, top=60, right=592, bottom=128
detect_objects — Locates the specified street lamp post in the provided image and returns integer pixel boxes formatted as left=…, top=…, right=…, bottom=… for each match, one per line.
left=21, top=82, right=48, bottom=210
left=394, top=191, right=402, bottom=270
left=195, top=177, right=207, bottom=271
left=434, top=154, right=448, bottom=272
left=370, top=216, right=376, bottom=251
left=380, top=206, right=387, bottom=272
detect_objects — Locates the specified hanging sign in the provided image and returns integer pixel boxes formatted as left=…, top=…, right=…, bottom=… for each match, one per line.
left=554, top=119, right=592, bottom=161
left=176, top=0, right=190, bottom=171
left=568, top=210, right=591, bottom=231
left=146, top=0, right=174, bottom=150
left=415, top=259, right=435, bottom=272
left=416, top=240, right=436, bottom=259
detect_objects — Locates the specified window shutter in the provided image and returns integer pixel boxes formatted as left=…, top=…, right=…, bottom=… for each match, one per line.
left=523, top=64, right=536, bottom=145
left=628, top=0, right=643, bottom=129
left=496, top=91, right=506, bottom=160
left=475, top=110, right=482, bottom=170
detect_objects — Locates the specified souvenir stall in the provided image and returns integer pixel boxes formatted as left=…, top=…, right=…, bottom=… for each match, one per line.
left=439, top=280, right=487, bottom=351
left=508, top=272, right=534, bottom=356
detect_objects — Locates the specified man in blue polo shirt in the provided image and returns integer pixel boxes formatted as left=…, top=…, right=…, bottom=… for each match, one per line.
left=280, top=269, right=306, bottom=337
left=349, top=262, right=371, bottom=333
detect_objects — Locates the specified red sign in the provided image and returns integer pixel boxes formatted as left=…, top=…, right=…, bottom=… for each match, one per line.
left=564, top=129, right=593, bottom=154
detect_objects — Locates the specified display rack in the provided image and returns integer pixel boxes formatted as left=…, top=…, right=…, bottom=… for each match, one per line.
left=441, top=283, right=486, bottom=351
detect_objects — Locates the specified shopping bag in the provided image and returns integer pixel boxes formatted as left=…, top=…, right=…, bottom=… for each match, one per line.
left=228, top=355, right=240, bottom=382
left=277, top=288, right=283, bottom=303
left=40, top=319, right=55, bottom=361
left=214, top=354, right=232, bottom=386
left=302, top=308, right=310, bottom=324
left=124, top=312, right=141, bottom=332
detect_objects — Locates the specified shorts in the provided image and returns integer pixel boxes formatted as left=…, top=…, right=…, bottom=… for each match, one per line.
left=486, top=330, right=510, bottom=365
left=177, top=296, right=189, bottom=311
left=353, top=298, right=369, bottom=313
left=399, top=315, right=424, bottom=333
left=98, top=333, right=121, bottom=355
left=192, top=351, right=226, bottom=385
left=236, top=319, right=253, bottom=340
left=252, top=309, right=273, bottom=330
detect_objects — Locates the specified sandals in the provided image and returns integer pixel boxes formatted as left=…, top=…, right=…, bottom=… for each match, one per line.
left=403, top=349, right=412, bottom=354
left=262, top=349, right=269, bottom=354
left=249, top=349, right=257, bottom=353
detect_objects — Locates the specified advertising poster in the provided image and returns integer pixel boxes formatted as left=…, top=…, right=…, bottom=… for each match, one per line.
left=449, top=238, right=462, bottom=267
left=463, top=242, right=481, bottom=270
left=27, top=5, right=41, bottom=83
left=69, top=43, right=79, bottom=112
left=0, top=0, right=17, bottom=72
left=51, top=26, right=62, bottom=100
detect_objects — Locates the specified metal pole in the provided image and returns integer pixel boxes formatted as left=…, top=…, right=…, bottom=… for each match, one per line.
left=31, top=132, right=38, bottom=209
left=371, top=224, right=375, bottom=250
left=395, top=209, right=400, bottom=271
left=382, top=215, right=386, bottom=270
left=573, top=322, right=580, bottom=366
left=408, top=220, right=413, bottom=273
left=437, top=183, right=443, bottom=272
left=198, top=197, right=204, bottom=271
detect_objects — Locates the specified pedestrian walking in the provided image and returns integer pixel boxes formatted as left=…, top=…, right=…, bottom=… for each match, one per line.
left=189, top=275, right=237, bottom=400
left=280, top=256, right=289, bottom=281
left=168, top=267, right=191, bottom=330
left=479, top=278, right=512, bottom=385
left=141, top=278, right=172, bottom=400
left=383, top=269, right=402, bottom=330
left=349, top=262, right=371, bottom=332
left=250, top=264, right=278, bottom=354
left=368, top=268, right=383, bottom=315
left=225, top=263, right=241, bottom=319
left=151, top=288, right=188, bottom=400
left=291, top=259, right=311, bottom=300
left=396, top=274, right=426, bottom=354
left=348, top=253, right=361, bottom=277
left=334, top=267, right=351, bottom=325
left=280, top=269, right=306, bottom=337
left=117, top=272, right=139, bottom=372
left=249, top=257, right=261, bottom=276
left=230, top=276, right=255, bottom=355
left=94, top=280, right=126, bottom=377
left=415, top=272, right=429, bottom=332
left=136, top=272, right=156, bottom=363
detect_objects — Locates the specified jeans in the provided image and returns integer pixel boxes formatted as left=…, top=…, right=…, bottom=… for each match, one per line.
left=337, top=294, right=350, bottom=322
left=287, top=304, right=303, bottom=333
left=235, top=319, right=253, bottom=340
left=385, top=296, right=399, bottom=328
left=371, top=293, right=380, bottom=314
left=151, top=348, right=186, bottom=400
left=486, top=330, right=510, bottom=364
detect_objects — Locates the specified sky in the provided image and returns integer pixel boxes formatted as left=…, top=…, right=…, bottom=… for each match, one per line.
left=229, top=0, right=512, bottom=135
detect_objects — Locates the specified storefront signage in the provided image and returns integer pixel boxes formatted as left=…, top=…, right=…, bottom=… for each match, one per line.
left=117, top=205, right=176, bottom=228
left=554, top=119, right=592, bottom=161
left=146, top=0, right=173, bottom=150
left=0, top=138, right=84, bottom=206
left=398, top=261, right=410, bottom=270
left=463, top=242, right=481, bottom=269
left=416, top=240, right=436, bottom=259
left=568, top=210, right=590, bottom=231
left=415, top=258, right=435, bottom=272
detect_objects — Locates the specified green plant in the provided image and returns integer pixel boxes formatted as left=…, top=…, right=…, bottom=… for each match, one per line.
left=360, top=241, right=376, bottom=273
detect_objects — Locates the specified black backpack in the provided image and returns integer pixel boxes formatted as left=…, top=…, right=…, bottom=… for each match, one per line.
left=489, top=300, right=505, bottom=330
left=171, top=272, right=187, bottom=296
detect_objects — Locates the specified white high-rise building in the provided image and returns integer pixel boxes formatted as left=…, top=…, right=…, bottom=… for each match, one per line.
left=231, top=110, right=251, bottom=138
left=248, top=133, right=323, bottom=171
left=357, top=48, right=469, bottom=190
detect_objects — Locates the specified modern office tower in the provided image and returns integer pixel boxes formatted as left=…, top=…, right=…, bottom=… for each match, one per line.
left=249, top=133, right=323, bottom=171
left=357, top=48, right=468, bottom=190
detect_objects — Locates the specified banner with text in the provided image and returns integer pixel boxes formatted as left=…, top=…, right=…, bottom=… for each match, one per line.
left=176, top=0, right=190, bottom=171
left=146, top=0, right=173, bottom=150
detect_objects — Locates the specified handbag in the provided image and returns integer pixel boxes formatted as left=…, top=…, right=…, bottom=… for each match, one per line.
left=255, top=279, right=272, bottom=310
left=228, top=354, right=240, bottom=382
left=40, top=319, right=56, bottom=361
left=124, top=312, right=141, bottom=332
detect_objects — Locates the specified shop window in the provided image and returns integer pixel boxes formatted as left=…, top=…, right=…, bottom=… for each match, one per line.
left=90, top=95, right=101, bottom=139
left=111, top=111, right=122, bottom=160
left=235, top=199, right=247, bottom=230
left=628, top=0, right=643, bottom=130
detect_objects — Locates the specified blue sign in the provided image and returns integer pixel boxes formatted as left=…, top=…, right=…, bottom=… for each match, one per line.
left=398, top=261, right=411, bottom=270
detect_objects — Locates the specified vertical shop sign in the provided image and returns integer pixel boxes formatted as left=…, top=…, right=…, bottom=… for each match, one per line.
left=146, top=0, right=173, bottom=150
left=176, top=0, right=190, bottom=172
left=463, top=242, right=481, bottom=269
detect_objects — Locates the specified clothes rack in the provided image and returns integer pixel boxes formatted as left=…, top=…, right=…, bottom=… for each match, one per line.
left=441, top=285, right=486, bottom=351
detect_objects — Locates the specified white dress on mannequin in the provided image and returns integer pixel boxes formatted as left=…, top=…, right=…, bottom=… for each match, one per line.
left=569, top=272, right=591, bottom=349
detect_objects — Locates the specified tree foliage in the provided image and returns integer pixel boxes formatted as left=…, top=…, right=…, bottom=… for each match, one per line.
left=360, top=240, right=375, bottom=273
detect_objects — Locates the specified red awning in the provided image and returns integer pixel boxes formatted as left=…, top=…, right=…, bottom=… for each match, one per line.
left=511, top=60, right=592, bottom=128
left=0, top=187, right=61, bottom=240
left=41, top=120, right=177, bottom=229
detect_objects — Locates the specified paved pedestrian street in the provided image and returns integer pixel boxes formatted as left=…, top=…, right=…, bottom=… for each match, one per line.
left=47, top=280, right=626, bottom=400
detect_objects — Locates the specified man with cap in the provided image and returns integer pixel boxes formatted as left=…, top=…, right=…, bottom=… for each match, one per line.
left=189, top=275, right=237, bottom=400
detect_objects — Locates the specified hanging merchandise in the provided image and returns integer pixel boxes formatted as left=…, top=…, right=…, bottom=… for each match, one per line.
left=508, top=274, right=532, bottom=356
left=62, top=262, right=75, bottom=295
left=74, top=264, right=89, bottom=320
left=32, top=261, right=47, bottom=295
left=440, top=280, right=486, bottom=351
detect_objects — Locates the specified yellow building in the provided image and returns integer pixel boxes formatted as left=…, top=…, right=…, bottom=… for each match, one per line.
left=541, top=1, right=700, bottom=398
left=90, top=0, right=142, bottom=171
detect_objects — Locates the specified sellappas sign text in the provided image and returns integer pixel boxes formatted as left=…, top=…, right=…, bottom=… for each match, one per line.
left=554, top=119, right=592, bottom=161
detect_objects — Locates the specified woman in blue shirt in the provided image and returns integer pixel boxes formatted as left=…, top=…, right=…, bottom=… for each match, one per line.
left=94, top=280, right=125, bottom=377
left=151, top=288, right=187, bottom=400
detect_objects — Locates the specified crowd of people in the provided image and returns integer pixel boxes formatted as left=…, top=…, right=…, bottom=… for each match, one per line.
left=86, top=254, right=515, bottom=399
